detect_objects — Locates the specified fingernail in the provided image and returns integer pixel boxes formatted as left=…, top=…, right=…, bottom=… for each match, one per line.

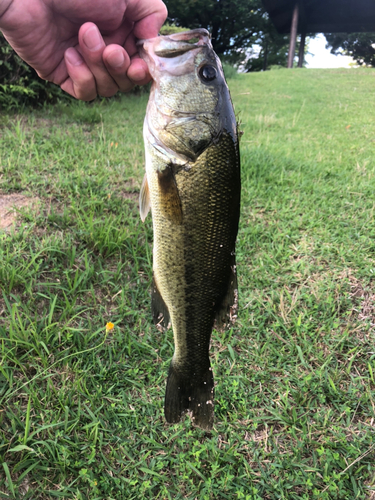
left=65, top=48, right=83, bottom=66
left=83, top=25, right=102, bottom=51
left=107, top=49, right=125, bottom=68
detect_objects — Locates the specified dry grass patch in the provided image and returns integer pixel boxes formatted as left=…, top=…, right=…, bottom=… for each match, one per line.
left=349, top=274, right=375, bottom=330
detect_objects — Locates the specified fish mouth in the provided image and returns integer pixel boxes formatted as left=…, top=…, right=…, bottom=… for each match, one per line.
left=137, top=29, right=211, bottom=58
left=137, top=29, right=213, bottom=78
left=153, top=29, right=210, bottom=58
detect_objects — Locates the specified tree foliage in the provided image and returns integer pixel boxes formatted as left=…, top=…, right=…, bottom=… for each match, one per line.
left=0, top=31, right=67, bottom=109
left=163, top=0, right=290, bottom=70
left=325, top=33, right=375, bottom=67
left=241, top=21, right=291, bottom=71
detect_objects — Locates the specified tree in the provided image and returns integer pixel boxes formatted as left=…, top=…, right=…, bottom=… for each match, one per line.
left=163, top=0, right=290, bottom=70
left=324, top=33, right=375, bottom=67
left=241, top=21, right=291, bottom=71
left=0, top=31, right=66, bottom=108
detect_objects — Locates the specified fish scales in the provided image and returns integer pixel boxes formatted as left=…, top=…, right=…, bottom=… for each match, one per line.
left=138, top=29, right=240, bottom=430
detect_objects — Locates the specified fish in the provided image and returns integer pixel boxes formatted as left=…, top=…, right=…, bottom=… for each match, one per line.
left=138, top=29, right=241, bottom=430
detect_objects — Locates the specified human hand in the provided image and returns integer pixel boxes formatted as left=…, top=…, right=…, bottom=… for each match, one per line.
left=0, top=0, right=167, bottom=100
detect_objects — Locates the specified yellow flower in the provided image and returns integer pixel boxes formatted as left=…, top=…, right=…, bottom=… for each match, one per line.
left=106, top=322, right=114, bottom=332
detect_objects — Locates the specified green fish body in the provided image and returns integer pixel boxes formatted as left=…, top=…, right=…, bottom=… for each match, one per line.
left=138, top=29, right=241, bottom=430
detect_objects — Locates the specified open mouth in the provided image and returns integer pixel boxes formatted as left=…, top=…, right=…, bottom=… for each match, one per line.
left=138, top=29, right=211, bottom=59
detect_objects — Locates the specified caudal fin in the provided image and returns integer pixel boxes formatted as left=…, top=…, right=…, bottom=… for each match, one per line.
left=164, top=364, right=214, bottom=430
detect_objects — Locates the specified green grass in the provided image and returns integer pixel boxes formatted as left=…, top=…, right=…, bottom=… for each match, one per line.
left=0, top=68, right=374, bottom=499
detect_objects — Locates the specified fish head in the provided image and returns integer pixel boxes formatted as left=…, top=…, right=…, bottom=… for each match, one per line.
left=138, top=29, right=235, bottom=161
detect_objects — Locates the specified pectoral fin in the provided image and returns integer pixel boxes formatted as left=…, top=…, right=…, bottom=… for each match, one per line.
left=157, top=165, right=183, bottom=224
left=139, top=173, right=151, bottom=222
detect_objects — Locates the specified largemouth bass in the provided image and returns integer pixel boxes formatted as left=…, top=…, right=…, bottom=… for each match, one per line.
left=138, top=29, right=240, bottom=430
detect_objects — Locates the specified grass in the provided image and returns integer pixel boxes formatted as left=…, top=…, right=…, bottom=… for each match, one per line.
left=0, top=68, right=374, bottom=499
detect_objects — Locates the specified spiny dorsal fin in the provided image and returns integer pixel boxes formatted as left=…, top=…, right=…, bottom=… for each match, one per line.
left=139, top=173, right=151, bottom=222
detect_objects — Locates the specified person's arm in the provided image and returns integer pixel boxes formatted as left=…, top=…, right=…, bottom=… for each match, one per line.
left=0, top=0, right=167, bottom=100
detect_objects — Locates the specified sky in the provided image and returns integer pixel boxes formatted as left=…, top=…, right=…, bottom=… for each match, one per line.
left=305, top=34, right=354, bottom=68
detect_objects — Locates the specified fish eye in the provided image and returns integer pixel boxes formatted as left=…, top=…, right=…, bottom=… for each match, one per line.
left=199, top=65, right=217, bottom=82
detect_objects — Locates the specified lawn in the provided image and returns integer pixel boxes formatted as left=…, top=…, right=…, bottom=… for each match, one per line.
left=0, top=68, right=374, bottom=499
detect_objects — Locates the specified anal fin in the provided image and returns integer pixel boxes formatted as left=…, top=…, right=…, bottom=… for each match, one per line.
left=214, top=251, right=238, bottom=331
left=151, top=275, right=170, bottom=331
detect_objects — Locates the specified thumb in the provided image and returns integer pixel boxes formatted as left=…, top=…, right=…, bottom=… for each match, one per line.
left=126, top=0, right=167, bottom=39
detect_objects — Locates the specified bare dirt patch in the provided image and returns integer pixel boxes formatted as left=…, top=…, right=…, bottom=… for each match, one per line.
left=0, top=193, right=39, bottom=230
left=118, top=177, right=140, bottom=202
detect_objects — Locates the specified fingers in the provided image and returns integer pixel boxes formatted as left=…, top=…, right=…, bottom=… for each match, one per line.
left=78, top=22, right=120, bottom=97
left=61, top=4, right=167, bottom=102
left=77, top=21, right=152, bottom=95
left=103, top=44, right=138, bottom=92
left=62, top=23, right=134, bottom=100
left=126, top=56, right=151, bottom=86
left=62, top=48, right=98, bottom=101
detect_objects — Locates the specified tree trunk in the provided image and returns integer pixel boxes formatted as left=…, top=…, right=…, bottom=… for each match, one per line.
left=287, top=3, right=299, bottom=68
left=263, top=40, right=269, bottom=71
left=298, top=32, right=306, bottom=67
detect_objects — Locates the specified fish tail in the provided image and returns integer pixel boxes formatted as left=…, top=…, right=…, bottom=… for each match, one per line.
left=189, top=368, right=215, bottom=430
left=164, top=363, right=214, bottom=430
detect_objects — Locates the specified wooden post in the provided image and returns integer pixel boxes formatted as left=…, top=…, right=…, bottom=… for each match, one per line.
left=298, top=32, right=306, bottom=68
left=287, top=3, right=299, bottom=68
